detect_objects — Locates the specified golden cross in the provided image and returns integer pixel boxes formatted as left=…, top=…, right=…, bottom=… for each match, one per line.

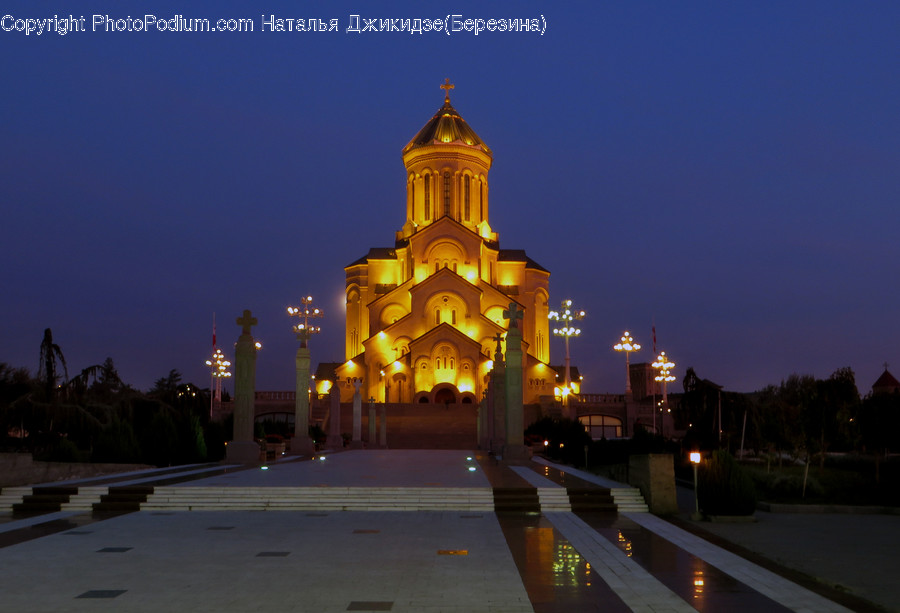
left=440, top=78, right=454, bottom=101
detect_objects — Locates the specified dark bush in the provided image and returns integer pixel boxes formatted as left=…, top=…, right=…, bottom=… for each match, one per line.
left=698, top=450, right=757, bottom=516
left=92, top=418, right=141, bottom=463
left=526, top=416, right=591, bottom=467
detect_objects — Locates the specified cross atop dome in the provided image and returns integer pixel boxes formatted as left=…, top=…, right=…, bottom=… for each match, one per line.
left=440, top=78, right=454, bottom=102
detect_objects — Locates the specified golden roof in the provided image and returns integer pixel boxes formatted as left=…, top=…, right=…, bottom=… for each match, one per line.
left=402, top=83, right=491, bottom=156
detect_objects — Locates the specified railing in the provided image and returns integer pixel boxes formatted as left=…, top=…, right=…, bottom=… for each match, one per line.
left=573, top=393, right=625, bottom=405
left=255, top=391, right=296, bottom=401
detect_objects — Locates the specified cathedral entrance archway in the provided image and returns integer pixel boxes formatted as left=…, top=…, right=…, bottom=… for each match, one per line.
left=434, top=387, right=456, bottom=404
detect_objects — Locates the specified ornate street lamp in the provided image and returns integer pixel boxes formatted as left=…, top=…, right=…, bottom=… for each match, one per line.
left=651, top=351, right=676, bottom=434
left=205, top=347, right=231, bottom=417
left=549, top=299, right=585, bottom=411
left=613, top=331, right=640, bottom=397
left=287, top=296, right=323, bottom=455
left=287, top=296, right=323, bottom=347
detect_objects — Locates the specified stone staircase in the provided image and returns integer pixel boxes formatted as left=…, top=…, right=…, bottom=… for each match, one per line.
left=141, top=487, right=497, bottom=512
left=566, top=487, right=618, bottom=513
left=11, top=486, right=79, bottom=516
left=2, top=480, right=647, bottom=515
left=0, top=487, right=31, bottom=510
left=492, top=487, right=541, bottom=514
left=93, top=486, right=155, bottom=514
left=534, top=488, right=572, bottom=511
left=609, top=487, right=650, bottom=513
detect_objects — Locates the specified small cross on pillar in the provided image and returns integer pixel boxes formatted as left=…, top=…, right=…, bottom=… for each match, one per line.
left=493, top=332, right=504, bottom=362
left=502, top=302, right=523, bottom=329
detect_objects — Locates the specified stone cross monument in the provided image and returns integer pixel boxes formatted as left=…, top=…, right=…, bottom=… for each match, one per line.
left=368, top=396, right=377, bottom=447
left=326, top=383, right=343, bottom=450
left=227, top=309, right=261, bottom=464
left=351, top=378, right=363, bottom=448
left=502, top=302, right=530, bottom=461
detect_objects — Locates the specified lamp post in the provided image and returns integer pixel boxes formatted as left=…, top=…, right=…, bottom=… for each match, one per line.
left=549, top=299, right=585, bottom=418
left=287, top=296, right=323, bottom=348
left=613, top=331, right=640, bottom=398
left=651, top=351, right=675, bottom=434
left=287, top=296, right=322, bottom=455
left=690, top=452, right=701, bottom=520
left=205, top=348, right=231, bottom=418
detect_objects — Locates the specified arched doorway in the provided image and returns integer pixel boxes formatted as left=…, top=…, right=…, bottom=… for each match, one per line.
left=434, top=387, right=456, bottom=404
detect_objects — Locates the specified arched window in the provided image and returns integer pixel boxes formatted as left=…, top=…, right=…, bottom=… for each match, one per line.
left=464, top=175, right=470, bottom=221
left=451, top=309, right=457, bottom=325
left=443, top=171, right=451, bottom=217
left=479, top=182, right=484, bottom=220
left=579, top=415, right=623, bottom=439
left=424, top=174, right=431, bottom=220
left=435, top=308, right=441, bottom=325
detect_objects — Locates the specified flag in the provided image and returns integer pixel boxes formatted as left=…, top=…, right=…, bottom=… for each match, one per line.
left=652, top=324, right=657, bottom=354
left=212, top=312, right=217, bottom=350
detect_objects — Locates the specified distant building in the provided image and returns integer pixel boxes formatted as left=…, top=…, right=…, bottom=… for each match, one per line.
left=872, top=368, right=900, bottom=395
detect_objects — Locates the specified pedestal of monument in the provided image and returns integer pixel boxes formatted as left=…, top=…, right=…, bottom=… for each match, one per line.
left=501, top=444, right=532, bottom=463
left=226, top=440, right=262, bottom=464
left=229, top=309, right=260, bottom=465
left=291, top=435, right=315, bottom=456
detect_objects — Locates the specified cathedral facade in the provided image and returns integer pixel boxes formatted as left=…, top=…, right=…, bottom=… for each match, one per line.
left=334, top=83, right=555, bottom=405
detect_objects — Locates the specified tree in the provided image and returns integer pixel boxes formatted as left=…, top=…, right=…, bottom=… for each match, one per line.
left=859, top=390, right=900, bottom=482
left=150, top=369, right=182, bottom=398
left=678, top=367, right=723, bottom=449
left=38, top=328, right=67, bottom=401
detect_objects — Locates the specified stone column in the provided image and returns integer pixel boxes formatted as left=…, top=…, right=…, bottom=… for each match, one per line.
left=502, top=303, right=530, bottom=462
left=326, top=385, right=343, bottom=450
left=227, top=310, right=261, bottom=464
left=351, top=379, right=363, bottom=449
left=291, top=338, right=314, bottom=455
left=488, top=332, right=506, bottom=453
left=368, top=397, right=376, bottom=447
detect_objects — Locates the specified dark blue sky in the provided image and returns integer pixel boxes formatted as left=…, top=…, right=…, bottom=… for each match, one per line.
left=2, top=1, right=898, bottom=395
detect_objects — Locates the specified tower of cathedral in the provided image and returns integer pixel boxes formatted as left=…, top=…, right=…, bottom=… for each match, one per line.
left=334, top=81, right=554, bottom=405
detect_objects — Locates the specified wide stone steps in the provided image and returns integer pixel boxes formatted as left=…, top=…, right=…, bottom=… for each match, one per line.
left=567, top=487, right=618, bottom=513
left=535, top=488, right=572, bottom=511
left=2, top=485, right=647, bottom=513
left=492, top=487, right=541, bottom=514
left=0, top=487, right=32, bottom=509
left=610, top=487, right=650, bottom=513
left=12, top=486, right=79, bottom=516
left=142, top=487, right=497, bottom=512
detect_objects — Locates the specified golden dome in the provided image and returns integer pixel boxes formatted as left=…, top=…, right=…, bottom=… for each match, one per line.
left=402, top=84, right=491, bottom=156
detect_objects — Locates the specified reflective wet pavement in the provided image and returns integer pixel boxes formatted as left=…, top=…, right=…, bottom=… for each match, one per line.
left=0, top=451, right=879, bottom=612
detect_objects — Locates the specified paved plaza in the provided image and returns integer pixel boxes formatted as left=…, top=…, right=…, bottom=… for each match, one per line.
left=0, top=450, right=894, bottom=612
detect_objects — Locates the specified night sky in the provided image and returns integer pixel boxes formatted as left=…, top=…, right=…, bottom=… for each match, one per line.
left=2, top=1, right=898, bottom=396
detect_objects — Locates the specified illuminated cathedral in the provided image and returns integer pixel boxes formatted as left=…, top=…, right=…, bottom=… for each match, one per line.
left=332, top=81, right=557, bottom=405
